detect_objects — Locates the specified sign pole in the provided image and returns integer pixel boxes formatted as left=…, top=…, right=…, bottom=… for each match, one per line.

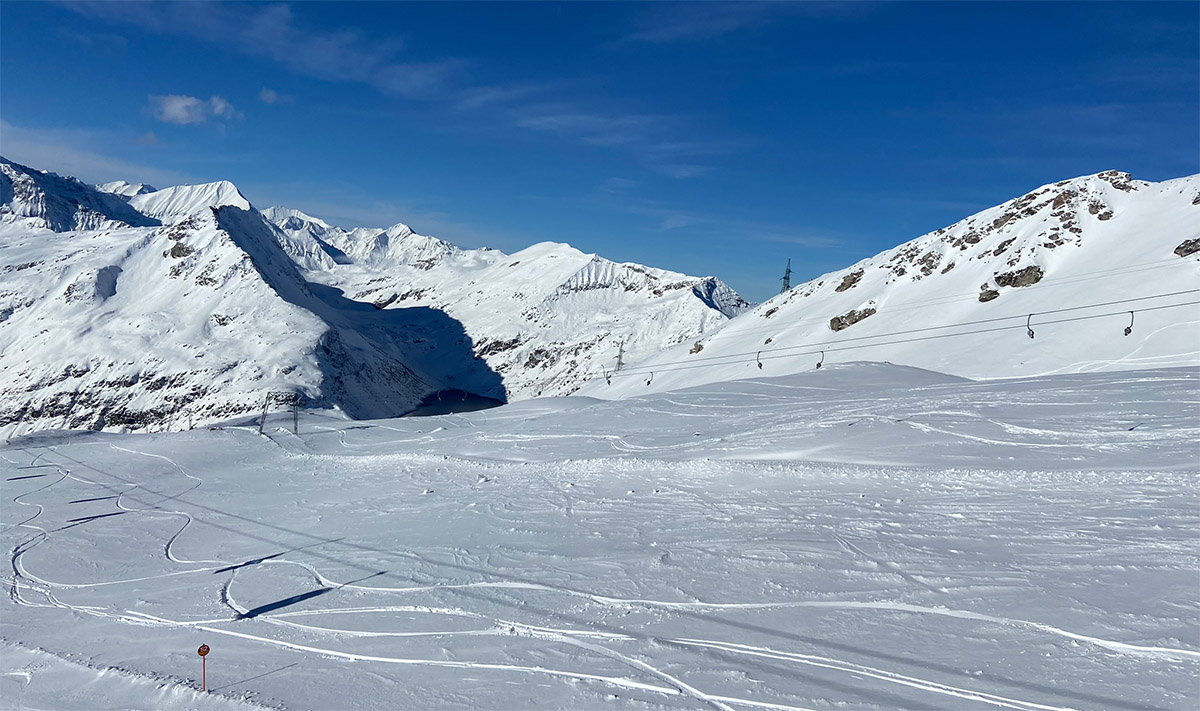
left=197, top=644, right=210, bottom=691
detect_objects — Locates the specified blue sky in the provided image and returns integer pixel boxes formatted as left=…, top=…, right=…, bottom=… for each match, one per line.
left=1, top=1, right=1195, bottom=302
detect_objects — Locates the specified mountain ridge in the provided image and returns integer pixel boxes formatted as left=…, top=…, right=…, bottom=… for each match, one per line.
left=0, top=156, right=750, bottom=433
left=580, top=170, right=1200, bottom=397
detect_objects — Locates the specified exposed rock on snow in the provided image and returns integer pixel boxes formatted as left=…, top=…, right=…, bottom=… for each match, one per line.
left=829, top=307, right=877, bottom=331
left=584, top=170, right=1200, bottom=397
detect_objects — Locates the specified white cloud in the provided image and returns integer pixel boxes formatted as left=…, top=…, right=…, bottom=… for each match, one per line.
left=258, top=88, right=295, bottom=105
left=208, top=96, right=237, bottom=119
left=148, top=95, right=241, bottom=125
left=149, top=95, right=206, bottom=124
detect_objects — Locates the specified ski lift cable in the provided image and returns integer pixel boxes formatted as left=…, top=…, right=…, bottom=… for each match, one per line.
left=603, top=300, right=1200, bottom=380
left=601, top=289, right=1200, bottom=374
left=594, top=299, right=1200, bottom=380
left=722, top=259, right=1193, bottom=342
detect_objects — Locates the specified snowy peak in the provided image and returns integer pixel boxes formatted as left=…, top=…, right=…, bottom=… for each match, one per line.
left=0, top=157, right=160, bottom=231
left=261, top=206, right=333, bottom=233
left=555, top=254, right=750, bottom=318
left=97, top=180, right=158, bottom=198
left=129, top=180, right=252, bottom=220
left=267, top=209, right=495, bottom=271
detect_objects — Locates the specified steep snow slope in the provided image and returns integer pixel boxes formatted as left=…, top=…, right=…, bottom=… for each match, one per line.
left=268, top=208, right=751, bottom=399
left=0, top=202, right=444, bottom=433
left=0, top=158, right=159, bottom=232
left=583, top=171, right=1200, bottom=397
left=129, top=181, right=252, bottom=219
left=0, top=161, right=505, bottom=434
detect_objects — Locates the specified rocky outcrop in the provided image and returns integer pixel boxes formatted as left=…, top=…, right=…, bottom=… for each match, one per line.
left=994, top=265, right=1044, bottom=288
left=829, top=307, right=877, bottom=332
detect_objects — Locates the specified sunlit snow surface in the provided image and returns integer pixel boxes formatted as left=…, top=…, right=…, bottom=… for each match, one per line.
left=2, top=364, right=1197, bottom=711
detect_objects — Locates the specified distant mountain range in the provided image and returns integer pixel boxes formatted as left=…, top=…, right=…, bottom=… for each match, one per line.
left=0, top=156, right=747, bottom=433
left=2, top=156, right=1195, bottom=433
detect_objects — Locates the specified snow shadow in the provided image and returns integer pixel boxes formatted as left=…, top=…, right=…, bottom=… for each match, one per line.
left=402, top=388, right=505, bottom=417
left=208, top=662, right=299, bottom=692
left=216, top=207, right=506, bottom=419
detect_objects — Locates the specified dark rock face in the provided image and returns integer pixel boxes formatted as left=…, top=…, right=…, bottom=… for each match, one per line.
left=994, top=265, right=1045, bottom=288
left=978, top=286, right=1000, bottom=303
left=829, top=308, right=876, bottom=332
left=835, top=269, right=864, bottom=293
left=1096, top=170, right=1136, bottom=192
left=475, top=336, right=523, bottom=357
left=1175, top=239, right=1200, bottom=258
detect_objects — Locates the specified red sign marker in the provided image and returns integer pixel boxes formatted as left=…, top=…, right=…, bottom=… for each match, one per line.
left=197, top=644, right=210, bottom=691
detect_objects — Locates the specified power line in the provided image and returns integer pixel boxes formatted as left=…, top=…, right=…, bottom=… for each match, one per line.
left=590, top=294, right=1200, bottom=381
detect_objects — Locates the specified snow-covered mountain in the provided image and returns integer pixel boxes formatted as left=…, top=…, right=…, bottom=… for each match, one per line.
left=582, top=170, right=1200, bottom=398
left=0, top=158, right=749, bottom=433
left=1, top=158, right=159, bottom=232
left=4, top=156, right=1194, bottom=433
left=0, top=159, right=485, bottom=433
left=96, top=180, right=157, bottom=198
left=266, top=208, right=751, bottom=399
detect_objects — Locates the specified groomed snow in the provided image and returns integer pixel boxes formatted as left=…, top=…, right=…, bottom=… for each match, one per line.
left=3, top=364, right=1197, bottom=710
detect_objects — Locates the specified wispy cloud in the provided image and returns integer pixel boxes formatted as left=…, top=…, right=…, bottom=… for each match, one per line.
left=514, top=106, right=664, bottom=147
left=53, top=27, right=127, bottom=53
left=453, top=84, right=544, bottom=111
left=825, top=59, right=914, bottom=76
left=509, top=103, right=733, bottom=178
left=597, top=177, right=639, bottom=195
left=147, top=94, right=242, bottom=125
left=754, top=233, right=845, bottom=249
left=244, top=179, right=519, bottom=251
left=65, top=2, right=460, bottom=99
left=596, top=190, right=844, bottom=248
left=258, top=88, right=295, bottom=105
left=620, top=2, right=858, bottom=44
left=0, top=120, right=195, bottom=187
left=622, top=2, right=783, bottom=43
left=649, top=163, right=711, bottom=179
left=65, top=2, right=736, bottom=179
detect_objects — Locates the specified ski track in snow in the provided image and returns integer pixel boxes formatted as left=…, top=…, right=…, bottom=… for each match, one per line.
left=2, top=367, right=1198, bottom=710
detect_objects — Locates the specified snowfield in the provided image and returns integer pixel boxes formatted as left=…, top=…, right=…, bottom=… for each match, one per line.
left=3, top=363, right=1197, bottom=710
